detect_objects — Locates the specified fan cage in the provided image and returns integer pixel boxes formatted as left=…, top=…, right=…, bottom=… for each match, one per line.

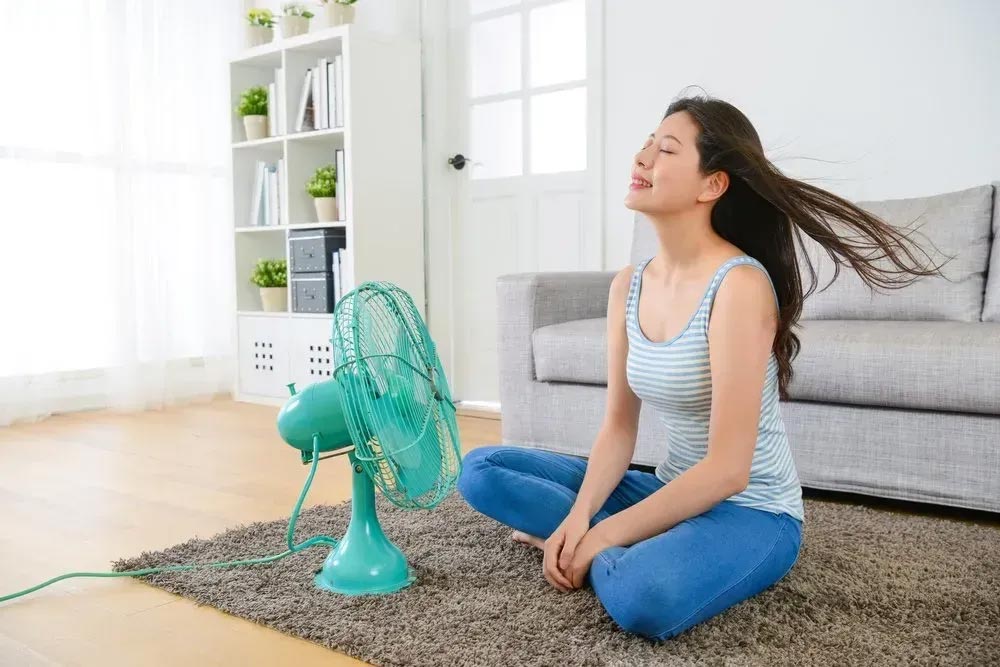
left=331, top=281, right=462, bottom=509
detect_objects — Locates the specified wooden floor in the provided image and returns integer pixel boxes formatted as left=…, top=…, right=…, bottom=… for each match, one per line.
left=1, top=399, right=995, bottom=666
left=0, top=399, right=498, bottom=667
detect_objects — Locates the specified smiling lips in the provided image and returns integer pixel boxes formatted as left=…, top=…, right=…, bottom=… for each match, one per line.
left=630, top=176, right=652, bottom=190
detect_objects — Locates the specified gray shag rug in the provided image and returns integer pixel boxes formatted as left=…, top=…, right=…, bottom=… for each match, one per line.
left=113, top=492, right=1000, bottom=667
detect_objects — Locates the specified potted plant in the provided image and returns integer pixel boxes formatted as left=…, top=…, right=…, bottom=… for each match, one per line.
left=246, top=8, right=276, bottom=47
left=236, top=86, right=269, bottom=141
left=251, top=259, right=288, bottom=312
left=280, top=3, right=314, bottom=38
left=307, top=164, right=338, bottom=222
left=321, top=0, right=358, bottom=27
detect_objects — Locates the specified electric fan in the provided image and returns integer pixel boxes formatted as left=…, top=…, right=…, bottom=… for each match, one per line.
left=0, top=280, right=462, bottom=605
left=277, top=279, right=463, bottom=595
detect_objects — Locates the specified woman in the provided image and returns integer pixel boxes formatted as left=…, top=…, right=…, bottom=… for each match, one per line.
left=456, top=92, right=945, bottom=642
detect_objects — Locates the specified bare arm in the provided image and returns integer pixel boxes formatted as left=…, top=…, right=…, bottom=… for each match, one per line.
left=571, top=265, right=642, bottom=518
left=590, top=265, right=777, bottom=547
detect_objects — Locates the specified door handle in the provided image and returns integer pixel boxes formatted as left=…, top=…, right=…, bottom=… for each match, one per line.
left=448, top=153, right=483, bottom=170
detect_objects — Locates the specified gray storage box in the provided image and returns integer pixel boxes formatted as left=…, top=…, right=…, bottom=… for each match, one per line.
left=292, top=272, right=335, bottom=313
left=289, top=228, right=346, bottom=274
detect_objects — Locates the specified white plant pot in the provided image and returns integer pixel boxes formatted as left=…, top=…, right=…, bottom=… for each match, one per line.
left=242, top=115, right=268, bottom=141
left=314, top=196, right=338, bottom=222
left=259, top=287, right=288, bottom=313
left=246, top=24, right=274, bottom=47
left=324, top=3, right=355, bottom=27
left=281, top=15, right=309, bottom=38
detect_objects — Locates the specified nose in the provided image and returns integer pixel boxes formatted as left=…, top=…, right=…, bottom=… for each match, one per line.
left=634, top=145, right=652, bottom=170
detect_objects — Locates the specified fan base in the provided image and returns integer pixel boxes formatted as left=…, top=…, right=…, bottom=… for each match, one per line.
left=313, top=531, right=417, bottom=595
left=313, top=448, right=418, bottom=596
left=314, top=566, right=417, bottom=596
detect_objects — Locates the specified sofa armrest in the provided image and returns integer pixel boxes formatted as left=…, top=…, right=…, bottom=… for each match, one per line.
left=496, top=271, right=616, bottom=385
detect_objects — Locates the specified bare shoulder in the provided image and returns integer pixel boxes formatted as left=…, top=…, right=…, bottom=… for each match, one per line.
left=606, top=264, right=634, bottom=309
left=610, top=264, right=634, bottom=295
left=713, top=262, right=778, bottom=323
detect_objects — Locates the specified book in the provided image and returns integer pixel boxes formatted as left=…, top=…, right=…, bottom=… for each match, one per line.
left=334, top=54, right=344, bottom=128
left=276, top=158, right=284, bottom=225
left=274, top=66, right=285, bottom=135
left=267, top=81, right=277, bottom=136
left=261, top=165, right=269, bottom=226
left=311, top=62, right=322, bottom=131
left=317, top=57, right=329, bottom=130
left=267, top=164, right=278, bottom=226
left=340, top=246, right=352, bottom=293
left=250, top=159, right=265, bottom=226
left=335, top=148, right=346, bottom=221
left=332, top=249, right=341, bottom=304
left=295, top=68, right=314, bottom=132
left=326, top=60, right=337, bottom=128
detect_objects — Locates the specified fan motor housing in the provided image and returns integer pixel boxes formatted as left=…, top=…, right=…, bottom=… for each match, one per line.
left=277, top=380, right=354, bottom=457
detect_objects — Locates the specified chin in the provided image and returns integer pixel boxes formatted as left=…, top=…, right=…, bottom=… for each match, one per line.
left=624, top=193, right=655, bottom=214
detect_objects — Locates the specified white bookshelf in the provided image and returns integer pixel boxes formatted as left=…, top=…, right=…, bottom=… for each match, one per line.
left=228, top=24, right=425, bottom=405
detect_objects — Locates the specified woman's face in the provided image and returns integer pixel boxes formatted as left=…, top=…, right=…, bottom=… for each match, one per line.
left=624, top=111, right=708, bottom=215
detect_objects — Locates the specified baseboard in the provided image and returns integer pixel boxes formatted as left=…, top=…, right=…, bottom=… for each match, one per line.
left=455, top=400, right=501, bottom=420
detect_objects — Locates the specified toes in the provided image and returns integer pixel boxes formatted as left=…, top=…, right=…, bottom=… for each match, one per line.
left=512, top=530, right=541, bottom=547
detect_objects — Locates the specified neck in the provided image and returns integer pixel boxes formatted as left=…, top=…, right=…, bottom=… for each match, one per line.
left=643, top=207, right=726, bottom=277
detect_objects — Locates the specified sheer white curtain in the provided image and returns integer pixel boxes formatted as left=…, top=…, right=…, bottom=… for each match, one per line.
left=0, top=0, right=244, bottom=426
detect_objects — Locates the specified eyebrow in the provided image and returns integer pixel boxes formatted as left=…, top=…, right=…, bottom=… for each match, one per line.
left=649, top=133, right=683, bottom=146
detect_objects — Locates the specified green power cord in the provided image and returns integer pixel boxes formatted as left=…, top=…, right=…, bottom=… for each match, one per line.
left=0, top=438, right=339, bottom=605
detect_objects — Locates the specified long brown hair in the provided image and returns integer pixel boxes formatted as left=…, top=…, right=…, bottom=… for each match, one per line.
left=664, top=92, right=951, bottom=400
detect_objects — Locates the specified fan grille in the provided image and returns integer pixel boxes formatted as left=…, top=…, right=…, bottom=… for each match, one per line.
left=331, top=281, right=461, bottom=509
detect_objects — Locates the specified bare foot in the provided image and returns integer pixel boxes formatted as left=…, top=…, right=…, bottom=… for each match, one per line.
left=512, top=530, right=545, bottom=550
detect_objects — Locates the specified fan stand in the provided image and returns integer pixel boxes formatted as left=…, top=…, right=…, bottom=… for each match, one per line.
left=315, top=446, right=417, bottom=596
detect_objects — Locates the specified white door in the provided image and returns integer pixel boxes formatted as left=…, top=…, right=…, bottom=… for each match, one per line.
left=423, top=0, right=604, bottom=406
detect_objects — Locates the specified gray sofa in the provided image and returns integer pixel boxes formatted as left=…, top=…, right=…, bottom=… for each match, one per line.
left=496, top=182, right=1000, bottom=515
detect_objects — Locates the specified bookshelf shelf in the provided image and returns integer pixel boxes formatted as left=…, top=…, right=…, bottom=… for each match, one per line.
left=228, top=24, right=424, bottom=404
left=235, top=225, right=286, bottom=233
left=236, top=309, right=288, bottom=318
left=287, top=127, right=346, bottom=144
left=232, top=135, right=284, bottom=149
left=235, top=221, right=351, bottom=233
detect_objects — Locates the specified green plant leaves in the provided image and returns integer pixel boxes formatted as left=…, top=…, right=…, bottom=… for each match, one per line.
left=306, top=163, right=337, bottom=198
left=250, top=258, right=288, bottom=288
left=236, top=86, right=269, bottom=117
left=247, top=8, right=276, bottom=27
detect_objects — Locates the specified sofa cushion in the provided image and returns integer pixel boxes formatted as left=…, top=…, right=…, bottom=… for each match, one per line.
left=788, top=320, right=1000, bottom=414
left=533, top=317, right=1000, bottom=415
left=981, top=181, right=1000, bottom=322
left=797, top=184, right=993, bottom=322
left=533, top=317, right=607, bottom=385
left=630, top=185, right=995, bottom=322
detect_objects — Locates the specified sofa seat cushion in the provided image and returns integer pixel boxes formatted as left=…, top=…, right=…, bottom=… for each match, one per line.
left=789, top=320, right=1000, bottom=414
left=533, top=317, right=1000, bottom=415
left=533, top=317, right=607, bottom=385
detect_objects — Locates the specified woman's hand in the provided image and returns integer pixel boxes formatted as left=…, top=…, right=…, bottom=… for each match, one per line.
left=564, top=526, right=613, bottom=589
left=543, top=508, right=591, bottom=592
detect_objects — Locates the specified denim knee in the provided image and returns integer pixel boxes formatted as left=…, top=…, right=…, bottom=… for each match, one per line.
left=456, top=446, right=499, bottom=507
left=591, top=559, right=690, bottom=642
left=606, top=593, right=688, bottom=641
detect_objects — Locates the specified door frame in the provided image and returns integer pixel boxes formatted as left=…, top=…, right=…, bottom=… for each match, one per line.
left=419, top=0, right=605, bottom=405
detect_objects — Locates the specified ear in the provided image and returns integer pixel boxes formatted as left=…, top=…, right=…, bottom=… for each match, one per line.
left=697, top=171, right=729, bottom=204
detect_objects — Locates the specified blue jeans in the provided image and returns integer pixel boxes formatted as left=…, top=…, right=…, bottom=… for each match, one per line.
left=456, top=445, right=803, bottom=642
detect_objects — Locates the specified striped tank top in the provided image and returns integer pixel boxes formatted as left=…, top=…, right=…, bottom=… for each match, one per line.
left=625, top=254, right=805, bottom=522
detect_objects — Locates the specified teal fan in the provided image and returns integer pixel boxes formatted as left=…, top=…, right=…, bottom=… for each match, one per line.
left=0, top=281, right=461, bottom=605
left=277, top=280, right=463, bottom=595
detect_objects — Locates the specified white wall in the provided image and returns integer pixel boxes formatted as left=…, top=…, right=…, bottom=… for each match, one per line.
left=602, top=0, right=1000, bottom=269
